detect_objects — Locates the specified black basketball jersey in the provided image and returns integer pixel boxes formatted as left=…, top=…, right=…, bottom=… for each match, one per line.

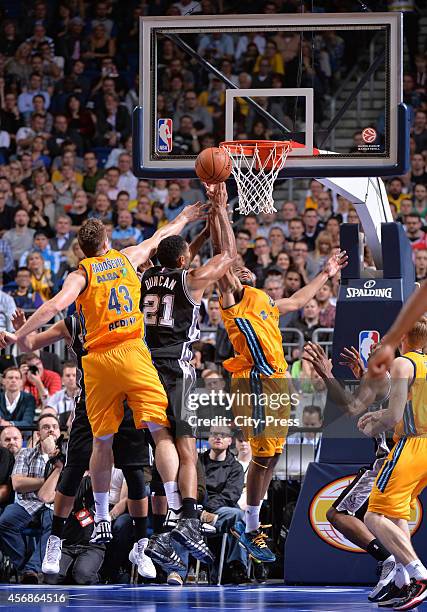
left=64, top=313, right=86, bottom=400
left=140, top=266, right=200, bottom=360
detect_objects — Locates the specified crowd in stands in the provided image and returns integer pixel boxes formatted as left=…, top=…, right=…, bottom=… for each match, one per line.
left=0, top=0, right=424, bottom=586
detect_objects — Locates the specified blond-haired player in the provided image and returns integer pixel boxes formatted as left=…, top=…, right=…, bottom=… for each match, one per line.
left=359, top=318, right=427, bottom=611
left=0, top=203, right=212, bottom=562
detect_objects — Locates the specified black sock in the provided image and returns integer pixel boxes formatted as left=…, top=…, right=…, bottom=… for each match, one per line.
left=152, top=514, right=167, bottom=534
left=132, top=516, right=148, bottom=541
left=182, top=497, right=198, bottom=519
left=51, top=515, right=67, bottom=539
left=367, top=538, right=392, bottom=562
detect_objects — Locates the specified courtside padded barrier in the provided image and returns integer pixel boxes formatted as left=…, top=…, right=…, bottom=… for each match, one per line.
left=284, top=462, right=427, bottom=584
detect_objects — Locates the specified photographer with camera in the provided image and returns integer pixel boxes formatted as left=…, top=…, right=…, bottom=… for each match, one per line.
left=19, top=353, right=61, bottom=409
left=0, top=414, right=64, bottom=583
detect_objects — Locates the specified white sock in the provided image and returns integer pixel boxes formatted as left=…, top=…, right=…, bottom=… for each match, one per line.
left=395, top=563, right=411, bottom=588
left=245, top=505, right=260, bottom=533
left=164, top=481, right=182, bottom=512
left=93, top=492, right=110, bottom=522
left=406, top=559, right=427, bottom=580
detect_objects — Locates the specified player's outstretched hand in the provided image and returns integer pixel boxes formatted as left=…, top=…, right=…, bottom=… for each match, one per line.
left=11, top=309, right=26, bottom=331
left=203, top=182, right=228, bottom=211
left=302, top=341, right=333, bottom=379
left=0, top=331, right=18, bottom=349
left=181, top=201, right=209, bottom=223
left=357, top=411, right=382, bottom=437
left=339, top=346, right=365, bottom=380
left=324, top=250, right=348, bottom=278
left=367, top=342, right=395, bottom=379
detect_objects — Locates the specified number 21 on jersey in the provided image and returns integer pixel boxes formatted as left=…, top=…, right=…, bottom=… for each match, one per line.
left=143, top=294, right=174, bottom=327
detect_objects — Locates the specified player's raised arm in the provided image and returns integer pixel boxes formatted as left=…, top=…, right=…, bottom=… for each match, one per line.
left=358, top=357, right=413, bottom=436
left=368, top=281, right=427, bottom=378
left=303, top=341, right=380, bottom=417
left=186, top=183, right=236, bottom=299
left=207, top=185, right=242, bottom=301
left=275, top=250, right=348, bottom=315
left=10, top=310, right=71, bottom=353
left=0, top=271, right=86, bottom=348
left=123, top=201, right=207, bottom=269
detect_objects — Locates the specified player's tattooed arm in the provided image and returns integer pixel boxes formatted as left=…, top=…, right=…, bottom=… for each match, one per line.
left=187, top=188, right=236, bottom=301
left=303, top=342, right=379, bottom=417
left=206, top=183, right=241, bottom=304
left=358, top=357, right=412, bottom=435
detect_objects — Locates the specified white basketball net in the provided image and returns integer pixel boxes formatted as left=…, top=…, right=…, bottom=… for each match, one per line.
left=220, top=142, right=291, bottom=215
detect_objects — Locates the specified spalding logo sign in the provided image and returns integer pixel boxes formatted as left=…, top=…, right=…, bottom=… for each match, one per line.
left=309, top=476, right=422, bottom=553
left=345, top=280, right=393, bottom=299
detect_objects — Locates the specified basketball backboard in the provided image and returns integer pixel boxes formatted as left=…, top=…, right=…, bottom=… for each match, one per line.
left=133, top=12, right=409, bottom=179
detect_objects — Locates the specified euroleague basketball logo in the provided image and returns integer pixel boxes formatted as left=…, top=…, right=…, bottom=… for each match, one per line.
left=309, top=476, right=423, bottom=553
left=362, top=127, right=377, bottom=144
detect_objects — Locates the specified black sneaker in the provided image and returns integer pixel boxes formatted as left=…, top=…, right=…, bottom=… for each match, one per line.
left=89, top=520, right=113, bottom=544
left=368, top=557, right=396, bottom=602
left=252, top=559, right=268, bottom=584
left=378, top=581, right=412, bottom=607
left=393, top=578, right=427, bottom=611
left=21, top=571, right=39, bottom=584
left=170, top=518, right=214, bottom=564
left=227, top=560, right=249, bottom=585
left=145, top=533, right=186, bottom=573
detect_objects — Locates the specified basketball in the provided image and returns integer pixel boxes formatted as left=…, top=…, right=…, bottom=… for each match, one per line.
left=195, top=147, right=232, bottom=184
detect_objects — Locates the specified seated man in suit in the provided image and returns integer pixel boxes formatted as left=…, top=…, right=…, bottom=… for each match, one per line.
left=0, top=367, right=36, bottom=428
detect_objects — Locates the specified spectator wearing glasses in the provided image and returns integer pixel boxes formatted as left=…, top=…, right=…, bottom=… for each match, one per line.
left=173, top=90, right=213, bottom=138
left=0, top=415, right=63, bottom=584
left=200, top=428, right=247, bottom=583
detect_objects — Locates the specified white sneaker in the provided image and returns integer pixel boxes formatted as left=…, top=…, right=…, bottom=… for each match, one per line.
left=164, top=509, right=182, bottom=529
left=368, top=556, right=396, bottom=602
left=129, top=538, right=157, bottom=579
left=42, top=535, right=62, bottom=574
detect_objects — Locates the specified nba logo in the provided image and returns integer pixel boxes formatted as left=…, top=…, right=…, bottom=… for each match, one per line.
left=157, top=118, right=173, bottom=153
left=359, top=330, right=380, bottom=368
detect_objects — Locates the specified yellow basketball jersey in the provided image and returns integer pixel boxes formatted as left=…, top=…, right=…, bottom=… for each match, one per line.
left=75, top=249, right=143, bottom=351
left=395, top=350, right=427, bottom=438
left=220, top=285, right=287, bottom=375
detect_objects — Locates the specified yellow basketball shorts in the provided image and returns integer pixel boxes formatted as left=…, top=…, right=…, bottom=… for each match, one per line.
left=368, top=436, right=427, bottom=521
left=82, top=339, right=169, bottom=438
left=231, top=369, right=290, bottom=458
